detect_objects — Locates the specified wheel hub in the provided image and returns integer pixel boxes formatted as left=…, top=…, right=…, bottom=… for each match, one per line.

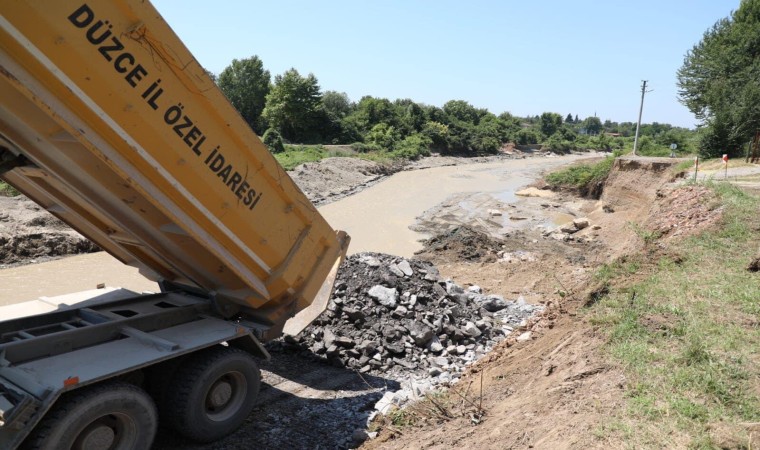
left=79, top=424, right=115, bottom=450
left=209, top=380, right=233, bottom=409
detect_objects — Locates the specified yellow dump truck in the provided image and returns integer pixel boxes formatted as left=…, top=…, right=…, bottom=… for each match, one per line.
left=0, top=1, right=349, bottom=448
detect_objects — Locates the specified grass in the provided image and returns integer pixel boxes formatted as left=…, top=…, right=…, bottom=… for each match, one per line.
left=544, top=153, right=617, bottom=192
left=273, top=144, right=394, bottom=170
left=0, top=180, right=19, bottom=196
left=589, top=182, right=760, bottom=447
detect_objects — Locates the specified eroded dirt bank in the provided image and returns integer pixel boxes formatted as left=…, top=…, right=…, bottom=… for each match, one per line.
left=361, top=157, right=718, bottom=450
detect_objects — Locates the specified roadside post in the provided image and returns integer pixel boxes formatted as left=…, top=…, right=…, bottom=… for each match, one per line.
left=694, top=156, right=699, bottom=181
left=670, top=143, right=677, bottom=158
left=723, top=154, right=728, bottom=179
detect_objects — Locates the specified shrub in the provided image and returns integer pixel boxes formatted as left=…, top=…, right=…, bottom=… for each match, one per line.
left=262, top=128, right=285, bottom=154
left=391, top=134, right=432, bottom=160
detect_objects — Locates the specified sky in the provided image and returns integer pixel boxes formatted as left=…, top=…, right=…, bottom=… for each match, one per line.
left=151, top=1, right=740, bottom=129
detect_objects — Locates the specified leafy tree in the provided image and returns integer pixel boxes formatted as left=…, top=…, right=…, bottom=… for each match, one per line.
left=566, top=113, right=574, bottom=123
left=322, top=91, right=353, bottom=121
left=365, top=123, right=399, bottom=149
left=516, top=128, right=541, bottom=145
left=262, top=68, right=323, bottom=143
left=395, top=99, right=427, bottom=136
left=392, top=134, right=432, bottom=160
left=422, top=121, right=450, bottom=150
left=443, top=100, right=482, bottom=124
left=349, top=96, right=399, bottom=133
left=582, top=116, right=603, bottom=135
left=218, top=56, right=271, bottom=134
left=539, top=112, right=563, bottom=138
left=262, top=128, right=285, bottom=153
left=574, top=114, right=579, bottom=123
left=677, top=0, right=760, bottom=156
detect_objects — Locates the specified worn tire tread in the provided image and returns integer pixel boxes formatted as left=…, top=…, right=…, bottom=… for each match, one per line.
left=23, top=382, right=157, bottom=450
left=162, top=346, right=260, bottom=443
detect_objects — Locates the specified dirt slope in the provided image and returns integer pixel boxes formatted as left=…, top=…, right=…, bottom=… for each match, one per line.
left=363, top=158, right=690, bottom=450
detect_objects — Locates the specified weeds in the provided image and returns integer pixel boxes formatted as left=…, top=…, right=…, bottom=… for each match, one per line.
left=544, top=154, right=616, bottom=192
left=589, top=181, right=760, bottom=446
left=0, top=181, right=19, bottom=197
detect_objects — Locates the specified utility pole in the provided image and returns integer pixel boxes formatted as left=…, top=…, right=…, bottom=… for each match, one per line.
left=632, top=80, right=650, bottom=156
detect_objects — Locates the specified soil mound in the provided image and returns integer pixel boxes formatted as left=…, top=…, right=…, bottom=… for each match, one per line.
left=0, top=196, right=99, bottom=266
left=416, top=226, right=504, bottom=262
left=289, top=157, right=399, bottom=206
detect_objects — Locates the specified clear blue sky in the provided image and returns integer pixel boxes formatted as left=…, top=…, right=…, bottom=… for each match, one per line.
left=152, top=1, right=739, bottom=129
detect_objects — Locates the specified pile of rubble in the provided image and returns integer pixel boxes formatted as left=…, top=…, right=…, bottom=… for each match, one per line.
left=276, top=253, right=542, bottom=391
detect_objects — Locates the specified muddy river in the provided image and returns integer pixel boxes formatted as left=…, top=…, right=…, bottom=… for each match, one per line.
left=0, top=154, right=593, bottom=304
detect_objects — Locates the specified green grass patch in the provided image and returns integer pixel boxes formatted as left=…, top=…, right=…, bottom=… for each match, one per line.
left=545, top=154, right=617, bottom=192
left=273, top=144, right=395, bottom=170
left=0, top=180, right=19, bottom=197
left=589, top=182, right=760, bottom=447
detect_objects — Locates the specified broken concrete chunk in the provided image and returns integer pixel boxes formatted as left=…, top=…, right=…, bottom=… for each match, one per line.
left=388, top=264, right=405, bottom=277
left=368, top=285, right=397, bottom=308
left=573, top=217, right=590, bottom=230
left=463, top=321, right=482, bottom=337
left=397, top=259, right=414, bottom=276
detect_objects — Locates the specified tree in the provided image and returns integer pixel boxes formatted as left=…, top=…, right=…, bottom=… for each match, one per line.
left=262, top=128, right=285, bottom=153
left=218, top=56, right=270, bottom=135
left=677, top=0, right=760, bottom=156
left=322, top=91, right=353, bottom=121
left=582, top=116, right=603, bottom=135
left=443, top=100, right=482, bottom=124
left=566, top=113, right=574, bottom=124
left=262, top=68, right=323, bottom=143
left=539, top=112, right=563, bottom=138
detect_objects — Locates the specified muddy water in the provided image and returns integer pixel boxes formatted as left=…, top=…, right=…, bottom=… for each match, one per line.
left=319, top=154, right=591, bottom=257
left=0, top=154, right=592, bottom=304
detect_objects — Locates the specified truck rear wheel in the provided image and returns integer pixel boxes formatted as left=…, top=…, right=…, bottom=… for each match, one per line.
left=23, top=382, right=157, bottom=450
left=162, top=346, right=260, bottom=442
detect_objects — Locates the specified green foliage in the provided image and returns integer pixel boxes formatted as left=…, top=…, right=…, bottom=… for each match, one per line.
left=544, top=155, right=616, bottom=190
left=0, top=181, right=19, bottom=197
left=217, top=56, right=271, bottom=134
left=421, top=121, right=450, bottom=151
left=589, top=183, right=760, bottom=445
left=582, top=116, right=603, bottom=135
left=543, top=134, right=575, bottom=153
left=539, top=112, right=563, bottom=138
left=392, top=133, right=432, bottom=160
left=262, top=68, right=323, bottom=143
left=262, top=128, right=285, bottom=154
left=350, top=142, right=383, bottom=153
left=515, top=128, right=541, bottom=145
left=273, top=145, right=327, bottom=170
left=443, top=100, right=484, bottom=124
left=677, top=0, right=760, bottom=157
left=365, top=123, right=399, bottom=150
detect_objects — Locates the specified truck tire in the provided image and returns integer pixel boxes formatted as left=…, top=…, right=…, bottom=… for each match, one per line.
left=23, top=382, right=157, bottom=450
left=162, top=346, right=261, bottom=442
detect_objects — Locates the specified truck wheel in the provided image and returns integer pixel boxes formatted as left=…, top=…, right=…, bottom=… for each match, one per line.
left=163, top=347, right=260, bottom=442
left=23, top=382, right=157, bottom=450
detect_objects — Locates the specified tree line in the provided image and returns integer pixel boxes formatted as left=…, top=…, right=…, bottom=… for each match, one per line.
left=678, top=0, right=760, bottom=158
left=216, top=56, right=695, bottom=159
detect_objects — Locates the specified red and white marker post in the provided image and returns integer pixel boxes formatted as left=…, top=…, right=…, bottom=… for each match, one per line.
left=722, top=154, right=728, bottom=179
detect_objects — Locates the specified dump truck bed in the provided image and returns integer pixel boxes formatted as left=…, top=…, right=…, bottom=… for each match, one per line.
left=0, top=1, right=348, bottom=337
